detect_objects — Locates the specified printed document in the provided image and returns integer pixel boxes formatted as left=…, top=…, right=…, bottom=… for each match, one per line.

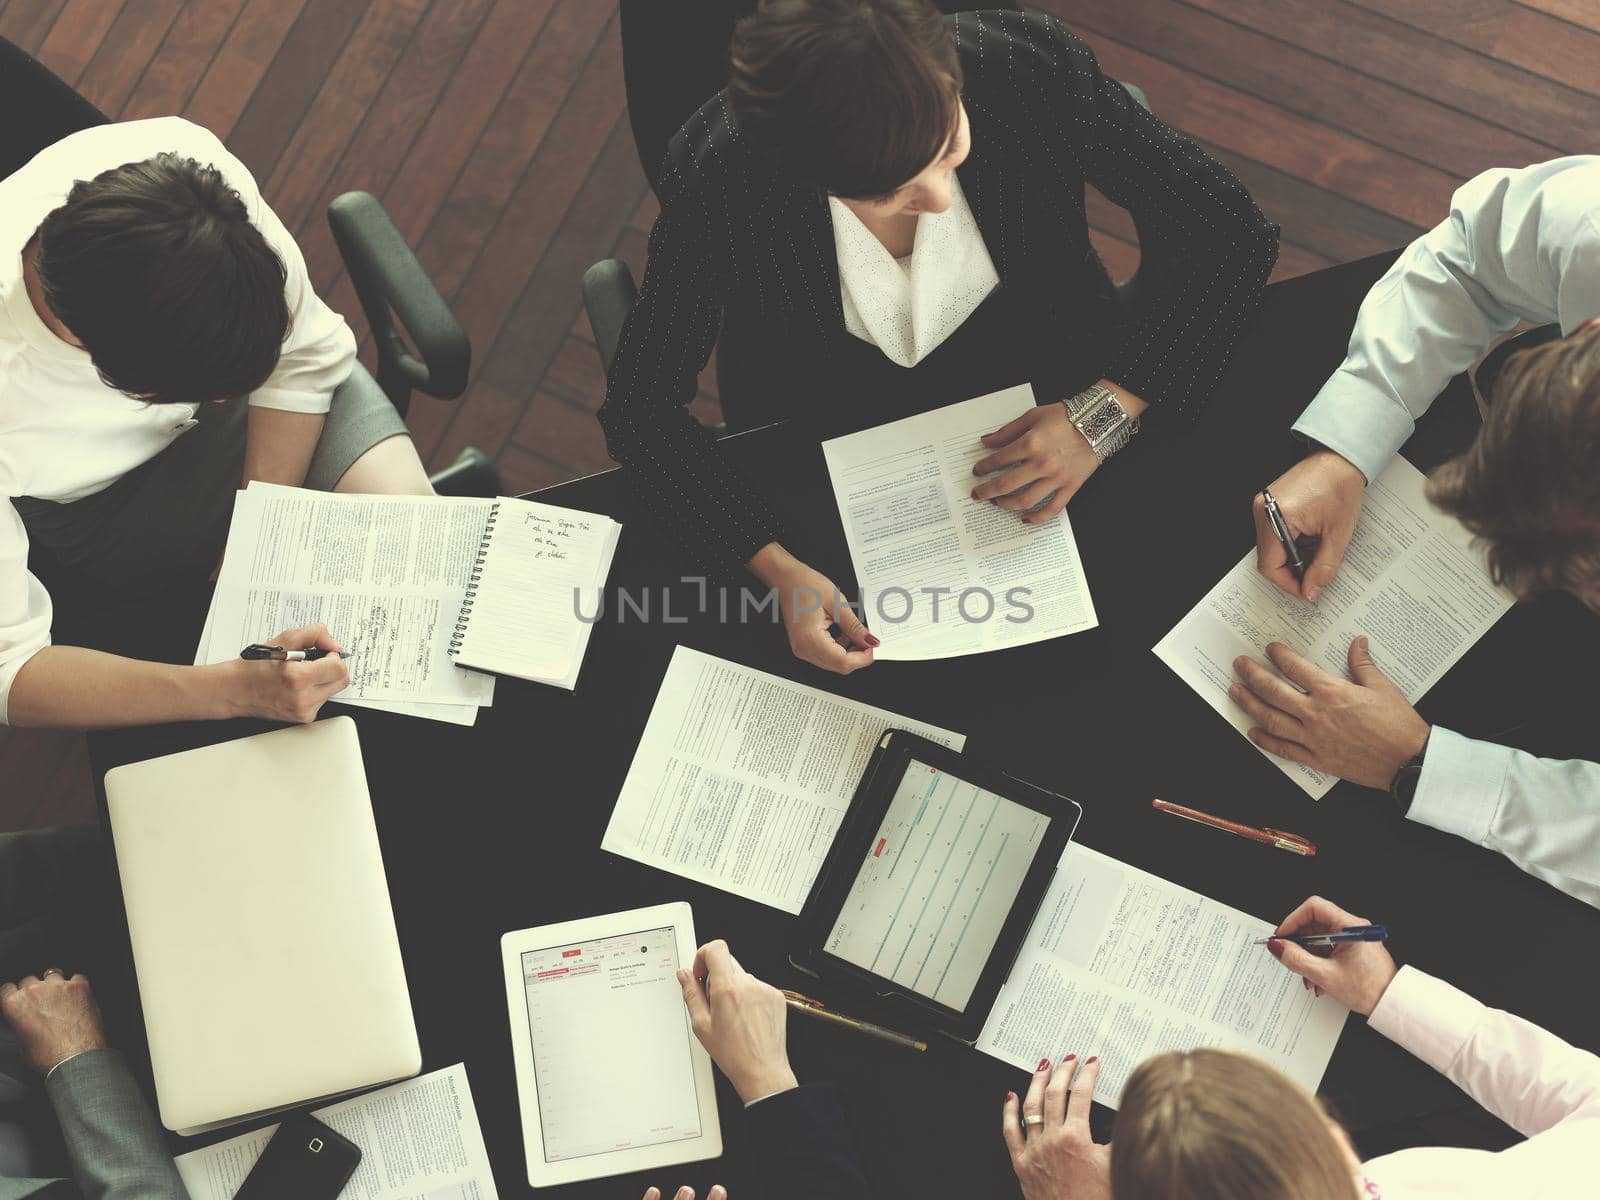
left=821, top=385, right=1098, bottom=660
left=1154, top=457, right=1513, bottom=797
left=174, top=1064, right=498, bottom=1200
left=199, top=484, right=495, bottom=714
left=601, top=647, right=966, bottom=913
left=977, top=845, right=1347, bottom=1107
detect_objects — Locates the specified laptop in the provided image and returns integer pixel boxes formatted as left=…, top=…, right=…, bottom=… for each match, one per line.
left=106, top=717, right=420, bottom=1135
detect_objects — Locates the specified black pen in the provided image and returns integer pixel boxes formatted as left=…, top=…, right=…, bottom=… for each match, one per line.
left=1260, top=488, right=1307, bottom=582
left=239, top=642, right=351, bottom=662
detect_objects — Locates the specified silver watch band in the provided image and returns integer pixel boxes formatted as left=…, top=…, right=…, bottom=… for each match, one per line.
left=1060, top=384, right=1138, bottom=462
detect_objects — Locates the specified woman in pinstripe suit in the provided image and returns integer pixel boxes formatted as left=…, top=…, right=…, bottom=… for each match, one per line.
left=600, top=1, right=1278, bottom=674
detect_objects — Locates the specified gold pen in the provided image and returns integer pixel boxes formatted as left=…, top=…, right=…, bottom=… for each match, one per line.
left=781, top=990, right=928, bottom=1052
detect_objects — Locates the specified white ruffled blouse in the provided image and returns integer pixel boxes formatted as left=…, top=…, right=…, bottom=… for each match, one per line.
left=828, top=173, right=999, bottom=368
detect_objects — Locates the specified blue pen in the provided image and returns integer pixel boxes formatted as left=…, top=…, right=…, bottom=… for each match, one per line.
left=1255, top=924, right=1388, bottom=949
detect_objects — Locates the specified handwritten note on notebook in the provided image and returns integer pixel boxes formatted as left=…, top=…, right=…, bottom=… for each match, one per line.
left=449, top=498, right=621, bottom=689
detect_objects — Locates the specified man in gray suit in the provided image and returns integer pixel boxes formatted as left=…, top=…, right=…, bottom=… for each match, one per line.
left=0, top=827, right=187, bottom=1199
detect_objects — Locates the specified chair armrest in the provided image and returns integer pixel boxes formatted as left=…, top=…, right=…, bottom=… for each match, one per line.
left=327, top=191, right=470, bottom=403
left=582, top=258, right=639, bottom=377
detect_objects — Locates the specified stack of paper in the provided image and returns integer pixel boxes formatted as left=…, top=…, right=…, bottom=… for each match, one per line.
left=174, top=1064, right=498, bottom=1200
left=196, top=484, right=501, bottom=726
left=602, top=647, right=965, bottom=913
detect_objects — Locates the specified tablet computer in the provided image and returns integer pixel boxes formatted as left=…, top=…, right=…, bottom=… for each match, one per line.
left=794, top=731, right=1080, bottom=1043
left=501, top=902, right=721, bottom=1188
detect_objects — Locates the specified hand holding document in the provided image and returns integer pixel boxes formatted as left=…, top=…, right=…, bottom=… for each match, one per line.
left=821, top=385, right=1098, bottom=660
left=977, top=845, right=1347, bottom=1107
left=602, top=647, right=965, bottom=913
left=1155, top=458, right=1514, bottom=797
left=174, top=1064, right=498, bottom=1200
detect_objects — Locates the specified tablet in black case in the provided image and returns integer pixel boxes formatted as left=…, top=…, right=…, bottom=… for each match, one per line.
left=794, top=730, right=1081, bottom=1043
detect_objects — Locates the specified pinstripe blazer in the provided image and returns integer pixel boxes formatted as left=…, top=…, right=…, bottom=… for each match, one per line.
left=598, top=9, right=1279, bottom=577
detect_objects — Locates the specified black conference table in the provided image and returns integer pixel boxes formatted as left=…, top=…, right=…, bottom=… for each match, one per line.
left=91, top=251, right=1600, bottom=1199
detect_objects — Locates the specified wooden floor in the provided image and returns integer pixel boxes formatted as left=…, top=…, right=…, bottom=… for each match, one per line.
left=3, top=0, right=1597, bottom=829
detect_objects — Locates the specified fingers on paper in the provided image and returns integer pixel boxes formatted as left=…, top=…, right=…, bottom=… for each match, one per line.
left=1066, top=1056, right=1101, bottom=1126
left=1043, top=1054, right=1074, bottom=1125
left=979, top=410, right=1037, bottom=450
left=1227, top=680, right=1302, bottom=740
left=1022, top=1055, right=1050, bottom=1125
left=1264, top=641, right=1326, bottom=692
left=1230, top=655, right=1309, bottom=719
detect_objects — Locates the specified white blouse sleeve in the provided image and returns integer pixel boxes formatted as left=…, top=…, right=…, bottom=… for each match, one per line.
left=1369, top=966, right=1600, bottom=1138
left=0, top=500, right=54, bottom=726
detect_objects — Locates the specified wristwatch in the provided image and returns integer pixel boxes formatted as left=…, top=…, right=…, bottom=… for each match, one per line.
left=1388, top=731, right=1431, bottom=815
left=1060, top=383, right=1139, bottom=462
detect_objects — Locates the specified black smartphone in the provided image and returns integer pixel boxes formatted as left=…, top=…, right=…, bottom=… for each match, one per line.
left=232, top=1113, right=361, bottom=1200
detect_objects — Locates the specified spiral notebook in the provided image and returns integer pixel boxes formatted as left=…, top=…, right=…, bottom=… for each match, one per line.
left=448, top=497, right=622, bottom=690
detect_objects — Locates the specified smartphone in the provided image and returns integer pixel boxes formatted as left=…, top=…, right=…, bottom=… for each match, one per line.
left=232, top=1113, right=361, bottom=1200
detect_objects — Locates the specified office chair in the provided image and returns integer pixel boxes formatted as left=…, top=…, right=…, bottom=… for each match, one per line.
left=1, top=37, right=496, bottom=632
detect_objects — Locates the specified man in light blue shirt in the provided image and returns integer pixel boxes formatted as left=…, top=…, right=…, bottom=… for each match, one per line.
left=1233, top=157, right=1600, bottom=910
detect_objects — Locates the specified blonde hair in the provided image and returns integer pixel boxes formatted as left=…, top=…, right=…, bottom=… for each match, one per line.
left=1110, top=1049, right=1356, bottom=1200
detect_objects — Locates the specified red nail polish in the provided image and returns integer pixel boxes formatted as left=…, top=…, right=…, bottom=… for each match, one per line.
left=1086, top=1056, right=1098, bottom=1065
left=1062, top=1054, right=1075, bottom=1063
left=1037, top=1057, right=1050, bottom=1072
left=1005, top=1091, right=1015, bottom=1104
left=1267, top=939, right=1284, bottom=959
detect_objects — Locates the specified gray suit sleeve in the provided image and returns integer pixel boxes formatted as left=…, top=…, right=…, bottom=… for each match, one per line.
left=42, top=1049, right=188, bottom=1200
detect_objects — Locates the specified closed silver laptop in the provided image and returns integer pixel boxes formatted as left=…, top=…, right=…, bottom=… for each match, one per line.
left=106, top=716, right=420, bottom=1134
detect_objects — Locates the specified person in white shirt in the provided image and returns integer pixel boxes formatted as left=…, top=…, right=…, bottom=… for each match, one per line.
left=1, top=117, right=438, bottom=731
left=1227, top=159, right=1600, bottom=911
left=1001, top=895, right=1597, bottom=1200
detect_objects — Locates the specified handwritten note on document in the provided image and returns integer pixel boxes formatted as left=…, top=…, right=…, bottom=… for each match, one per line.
left=174, top=1064, right=498, bottom=1200
left=977, top=845, right=1347, bottom=1107
left=821, top=385, right=1098, bottom=660
left=602, top=647, right=966, bottom=913
left=202, top=484, right=496, bottom=709
left=1155, top=457, right=1514, bottom=797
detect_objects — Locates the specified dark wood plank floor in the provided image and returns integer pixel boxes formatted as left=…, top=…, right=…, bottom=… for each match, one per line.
left=4, top=0, right=1597, bottom=829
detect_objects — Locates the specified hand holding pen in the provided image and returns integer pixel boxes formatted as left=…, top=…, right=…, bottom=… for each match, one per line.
left=228, top=623, right=351, bottom=725
left=1264, top=896, right=1398, bottom=1016
left=1252, top=451, right=1368, bottom=603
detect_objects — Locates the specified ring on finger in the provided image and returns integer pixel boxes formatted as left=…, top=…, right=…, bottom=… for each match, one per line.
left=1023, top=1114, right=1044, bottom=1127
left=41, top=967, right=65, bottom=980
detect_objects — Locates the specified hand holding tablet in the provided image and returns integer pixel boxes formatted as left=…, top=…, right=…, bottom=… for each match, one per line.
left=501, top=903, right=722, bottom=1188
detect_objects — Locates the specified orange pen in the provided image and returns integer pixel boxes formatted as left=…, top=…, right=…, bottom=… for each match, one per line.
left=1150, top=798, right=1316, bottom=857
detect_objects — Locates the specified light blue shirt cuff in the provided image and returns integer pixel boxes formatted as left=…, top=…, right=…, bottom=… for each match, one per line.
left=1291, top=374, right=1415, bottom=486
left=1407, top=726, right=1513, bottom=848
